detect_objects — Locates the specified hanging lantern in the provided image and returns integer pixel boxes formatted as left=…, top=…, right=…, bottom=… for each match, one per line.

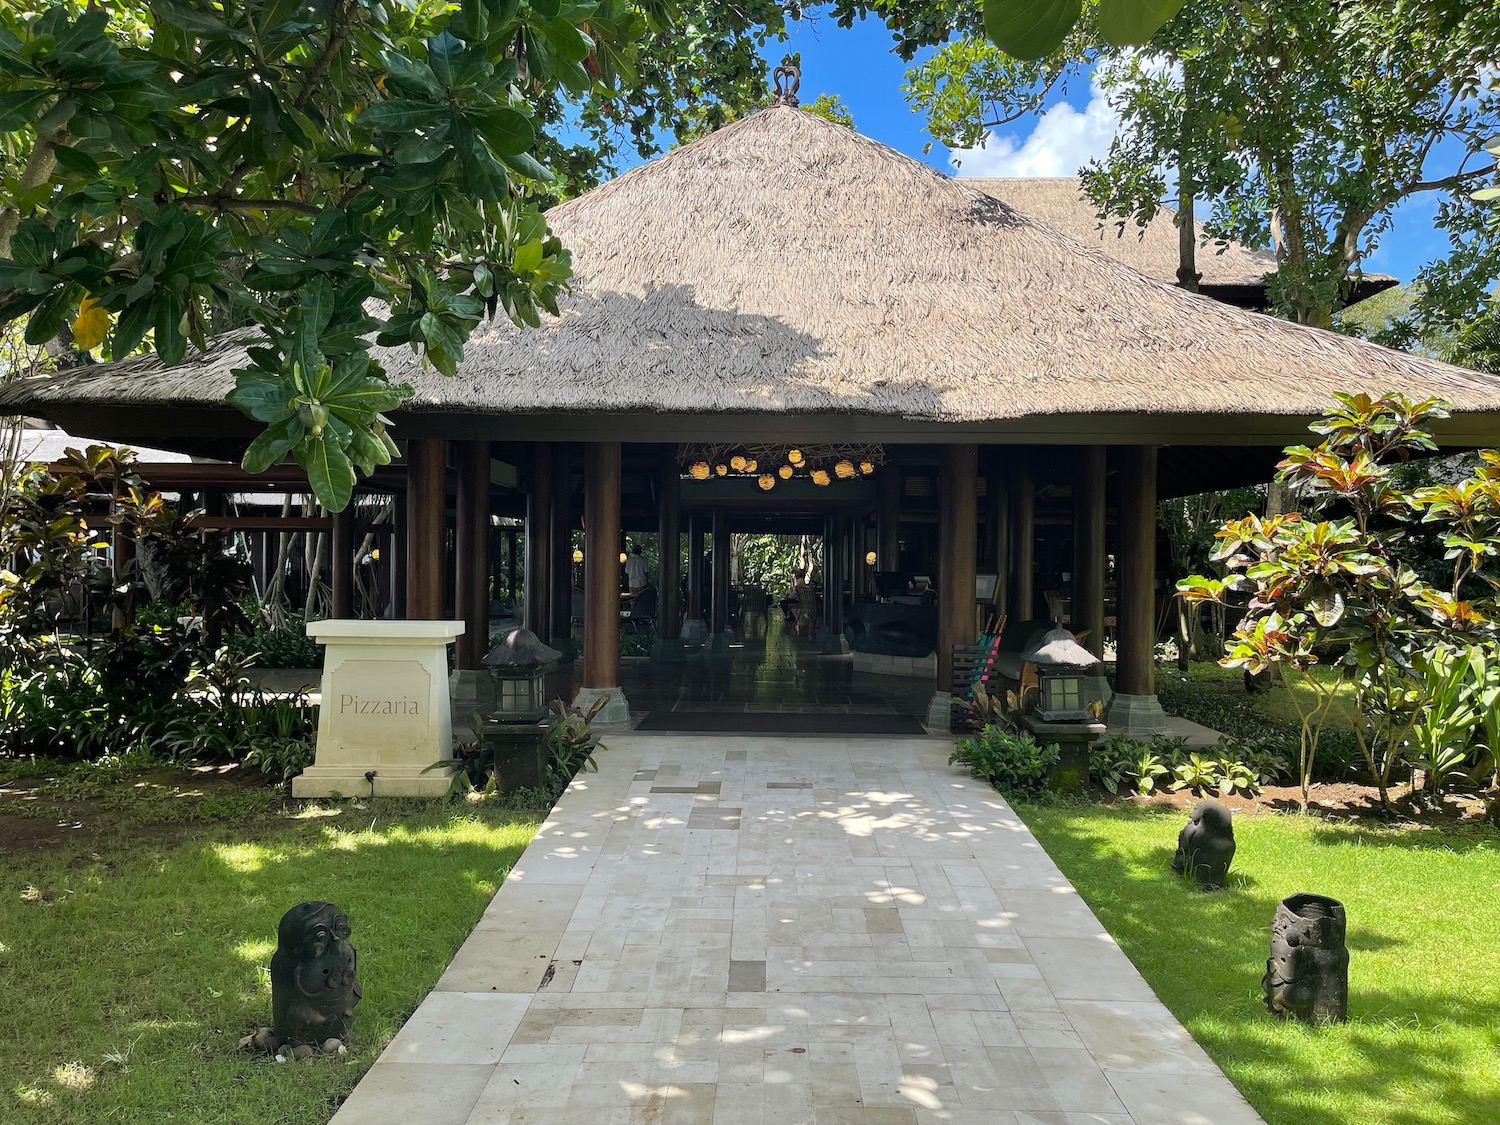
left=730, top=454, right=748, bottom=472
left=619, top=551, right=628, bottom=564
left=788, top=448, right=804, bottom=465
left=757, top=474, right=775, bottom=491
left=865, top=550, right=877, bottom=566
left=745, top=458, right=758, bottom=472
left=811, top=469, right=831, bottom=487
left=715, top=463, right=728, bottom=476
left=778, top=464, right=794, bottom=480
left=859, top=461, right=875, bottom=475
left=690, top=461, right=710, bottom=480
left=571, top=548, right=583, bottom=563
left=835, top=459, right=855, bottom=479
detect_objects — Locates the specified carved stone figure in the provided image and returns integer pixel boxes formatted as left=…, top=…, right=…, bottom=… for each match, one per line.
left=1171, top=799, right=1236, bottom=889
left=270, top=901, right=362, bottom=1047
left=1262, top=893, right=1349, bottom=1024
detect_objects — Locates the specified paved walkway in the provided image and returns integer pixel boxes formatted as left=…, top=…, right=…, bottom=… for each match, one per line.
left=331, top=735, right=1263, bottom=1125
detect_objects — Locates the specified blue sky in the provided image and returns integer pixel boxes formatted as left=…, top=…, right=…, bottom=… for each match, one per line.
left=744, top=13, right=1451, bottom=286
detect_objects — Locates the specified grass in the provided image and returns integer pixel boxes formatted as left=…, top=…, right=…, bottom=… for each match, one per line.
left=0, top=788, right=540, bottom=1124
left=1157, top=658, right=1359, bottom=734
left=1019, top=801, right=1500, bottom=1125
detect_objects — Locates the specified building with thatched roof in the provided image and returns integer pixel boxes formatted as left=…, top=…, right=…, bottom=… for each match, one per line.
left=964, top=178, right=1398, bottom=309
left=3, top=95, right=1498, bottom=732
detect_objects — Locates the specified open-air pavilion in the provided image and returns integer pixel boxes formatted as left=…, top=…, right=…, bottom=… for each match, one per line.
left=4, top=104, right=1500, bottom=732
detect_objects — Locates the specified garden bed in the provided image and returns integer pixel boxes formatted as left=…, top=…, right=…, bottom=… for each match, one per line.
left=0, top=760, right=541, bottom=1124
left=1019, top=801, right=1500, bottom=1125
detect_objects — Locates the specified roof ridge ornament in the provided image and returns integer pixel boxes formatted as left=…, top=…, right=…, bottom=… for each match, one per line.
left=771, top=63, right=800, bottom=108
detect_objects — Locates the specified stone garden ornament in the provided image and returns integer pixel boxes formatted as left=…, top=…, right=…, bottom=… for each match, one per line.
left=1171, top=799, right=1236, bottom=890
left=1262, top=892, right=1350, bottom=1024
left=240, top=901, right=362, bottom=1059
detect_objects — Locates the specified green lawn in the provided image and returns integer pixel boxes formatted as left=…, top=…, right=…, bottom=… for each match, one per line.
left=0, top=795, right=539, bottom=1124
left=1021, top=802, right=1500, bottom=1125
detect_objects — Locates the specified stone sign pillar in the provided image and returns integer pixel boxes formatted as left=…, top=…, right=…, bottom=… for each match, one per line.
left=292, top=620, right=466, bottom=798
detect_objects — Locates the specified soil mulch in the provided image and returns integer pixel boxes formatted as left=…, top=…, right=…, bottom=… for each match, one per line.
left=1119, top=779, right=1492, bottom=827
left=0, top=763, right=293, bottom=858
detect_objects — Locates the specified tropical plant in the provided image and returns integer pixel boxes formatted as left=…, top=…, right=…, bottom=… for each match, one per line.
left=1179, top=393, right=1500, bottom=811
left=950, top=727, right=1059, bottom=798
left=962, top=680, right=1027, bottom=735
left=1406, top=646, right=1483, bottom=804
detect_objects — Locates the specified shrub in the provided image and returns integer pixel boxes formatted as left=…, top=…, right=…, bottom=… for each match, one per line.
left=950, top=727, right=1059, bottom=798
left=228, top=609, right=324, bottom=668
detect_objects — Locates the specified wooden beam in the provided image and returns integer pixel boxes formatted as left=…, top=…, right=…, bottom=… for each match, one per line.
left=187, top=515, right=333, bottom=531
left=1009, top=461, right=1035, bottom=623
left=1073, top=445, right=1107, bottom=657
left=455, top=440, right=491, bottom=668
left=549, top=445, right=573, bottom=644
left=582, top=442, right=622, bottom=689
left=710, top=507, right=729, bottom=636
left=937, top=444, right=979, bottom=692
left=405, top=438, right=447, bottom=619
left=525, top=442, right=553, bottom=640
left=687, top=514, right=704, bottom=623
left=658, top=449, right=681, bottom=639
left=1116, top=446, right=1157, bottom=697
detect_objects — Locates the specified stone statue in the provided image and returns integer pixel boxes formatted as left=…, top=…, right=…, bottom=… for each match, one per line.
left=241, top=901, right=361, bottom=1058
left=1262, top=893, right=1349, bottom=1024
left=1171, top=800, right=1235, bottom=890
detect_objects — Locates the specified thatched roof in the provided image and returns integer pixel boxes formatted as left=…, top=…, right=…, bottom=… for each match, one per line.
left=2, top=107, right=1496, bottom=430
left=963, top=177, right=1398, bottom=304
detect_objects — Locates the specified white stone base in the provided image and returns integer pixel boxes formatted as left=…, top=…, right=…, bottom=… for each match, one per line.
left=294, top=619, right=464, bottom=800
left=819, top=628, right=851, bottom=655
left=572, top=685, right=631, bottom=727
left=1105, top=692, right=1167, bottom=737
left=293, top=762, right=458, bottom=799
left=852, top=650, right=938, bottom=679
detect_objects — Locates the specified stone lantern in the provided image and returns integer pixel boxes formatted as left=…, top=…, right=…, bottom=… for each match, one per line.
left=1017, top=626, right=1105, bottom=793
left=482, top=628, right=561, bottom=723
left=1020, top=626, right=1098, bottom=722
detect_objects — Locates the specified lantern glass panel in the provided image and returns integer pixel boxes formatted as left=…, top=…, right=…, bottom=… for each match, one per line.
left=1039, top=671, right=1085, bottom=721
left=495, top=668, right=546, bottom=720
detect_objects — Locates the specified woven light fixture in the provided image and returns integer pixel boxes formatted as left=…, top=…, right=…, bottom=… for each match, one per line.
left=757, top=474, right=775, bottom=491
left=778, top=464, right=793, bottom=479
left=859, top=461, right=874, bottom=475
left=730, top=454, right=747, bottom=471
left=865, top=550, right=877, bottom=565
left=745, top=458, right=758, bottom=472
left=788, top=448, right=804, bottom=465
left=714, top=463, right=727, bottom=476
left=690, top=462, right=710, bottom=480
left=835, top=459, right=855, bottom=479
left=571, top=548, right=583, bottom=563
left=811, top=469, right=830, bottom=486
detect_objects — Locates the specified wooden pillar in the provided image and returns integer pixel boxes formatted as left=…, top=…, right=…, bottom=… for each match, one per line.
left=710, top=507, right=729, bottom=636
left=582, top=443, right=622, bottom=688
left=1116, top=446, right=1157, bottom=697
left=1009, top=460, right=1035, bottom=623
left=1073, top=445, right=1107, bottom=657
left=658, top=451, right=681, bottom=640
left=404, top=438, right=447, bottom=619
left=331, top=504, right=353, bottom=618
left=455, top=440, right=491, bottom=668
left=934, top=444, right=979, bottom=711
left=525, top=442, right=552, bottom=639
left=877, top=463, right=900, bottom=569
left=989, top=477, right=1009, bottom=618
left=549, top=446, right=572, bottom=643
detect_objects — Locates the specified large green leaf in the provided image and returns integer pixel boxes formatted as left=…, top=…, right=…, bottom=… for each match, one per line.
left=1097, top=0, right=1185, bottom=47
left=295, top=434, right=356, bottom=512
left=241, top=417, right=304, bottom=473
left=356, top=100, right=446, bottom=132
left=983, top=0, right=1082, bottom=60
left=475, top=107, right=534, bottom=156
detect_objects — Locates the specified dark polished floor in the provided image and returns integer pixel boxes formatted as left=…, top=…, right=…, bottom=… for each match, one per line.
left=548, top=612, right=935, bottom=726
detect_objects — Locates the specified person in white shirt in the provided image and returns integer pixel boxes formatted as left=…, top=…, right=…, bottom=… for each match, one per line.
left=624, top=544, right=650, bottom=596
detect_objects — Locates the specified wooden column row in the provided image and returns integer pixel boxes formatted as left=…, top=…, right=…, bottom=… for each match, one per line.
left=582, top=442, right=622, bottom=690
left=658, top=451, right=682, bottom=640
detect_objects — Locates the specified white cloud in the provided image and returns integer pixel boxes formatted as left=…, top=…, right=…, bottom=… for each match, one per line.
left=949, top=70, right=1122, bottom=179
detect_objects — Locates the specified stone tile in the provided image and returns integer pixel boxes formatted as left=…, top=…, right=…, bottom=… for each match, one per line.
left=729, top=959, right=768, bottom=992
left=330, top=1062, right=493, bottom=1125
left=334, top=735, right=1264, bottom=1125
left=383, top=993, right=531, bottom=1064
